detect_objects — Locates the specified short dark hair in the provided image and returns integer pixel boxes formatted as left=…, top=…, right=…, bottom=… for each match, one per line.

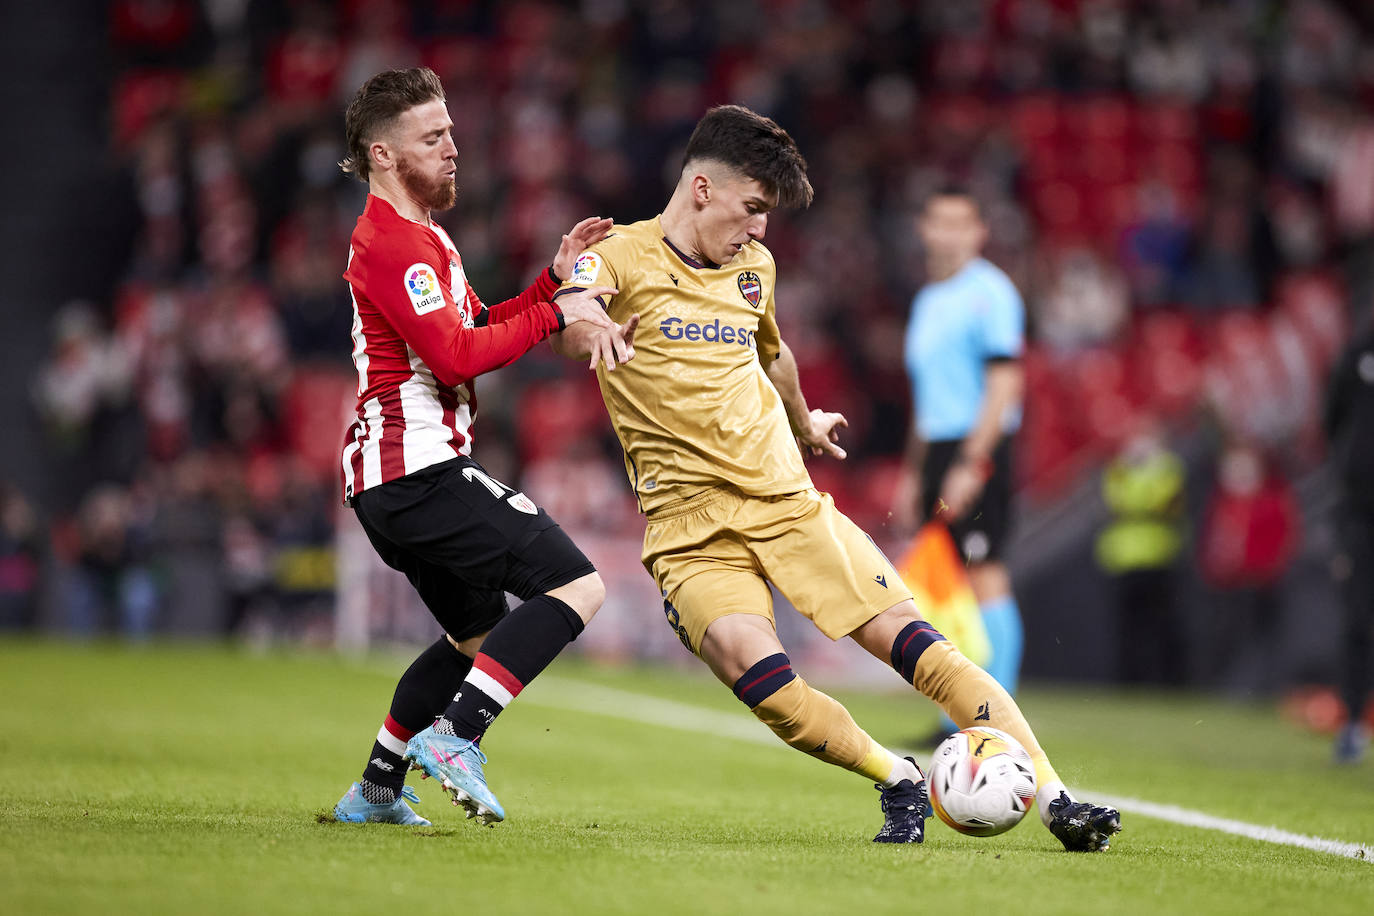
left=925, top=182, right=983, bottom=216
left=340, top=67, right=446, bottom=181
left=683, top=105, right=813, bottom=209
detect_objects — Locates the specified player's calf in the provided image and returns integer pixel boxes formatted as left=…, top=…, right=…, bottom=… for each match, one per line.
left=734, top=652, right=929, bottom=843
left=737, top=653, right=892, bottom=777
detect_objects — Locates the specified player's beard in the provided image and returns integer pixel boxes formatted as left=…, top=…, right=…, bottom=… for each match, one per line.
left=397, top=154, right=457, bottom=212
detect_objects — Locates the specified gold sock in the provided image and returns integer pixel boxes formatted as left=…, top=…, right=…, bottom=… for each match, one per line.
left=911, top=639, right=1061, bottom=788
left=750, top=676, right=896, bottom=782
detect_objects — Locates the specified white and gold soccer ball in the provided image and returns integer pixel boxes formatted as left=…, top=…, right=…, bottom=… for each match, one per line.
left=928, top=726, right=1037, bottom=837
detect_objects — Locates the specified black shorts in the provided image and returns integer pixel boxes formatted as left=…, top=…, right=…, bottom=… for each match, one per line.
left=352, top=456, right=596, bottom=641
left=919, top=437, right=1015, bottom=565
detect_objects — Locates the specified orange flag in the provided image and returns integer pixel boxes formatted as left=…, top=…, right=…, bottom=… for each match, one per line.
left=894, top=522, right=991, bottom=667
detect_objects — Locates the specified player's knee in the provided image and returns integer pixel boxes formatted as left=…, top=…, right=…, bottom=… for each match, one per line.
left=548, top=571, right=604, bottom=624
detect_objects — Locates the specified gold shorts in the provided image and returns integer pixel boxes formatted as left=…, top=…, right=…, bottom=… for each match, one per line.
left=642, top=486, right=912, bottom=654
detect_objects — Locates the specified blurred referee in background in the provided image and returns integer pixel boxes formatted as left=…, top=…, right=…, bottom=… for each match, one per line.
left=893, top=185, right=1027, bottom=740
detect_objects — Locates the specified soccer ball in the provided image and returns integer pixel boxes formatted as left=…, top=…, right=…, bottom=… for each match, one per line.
left=928, top=726, right=1037, bottom=837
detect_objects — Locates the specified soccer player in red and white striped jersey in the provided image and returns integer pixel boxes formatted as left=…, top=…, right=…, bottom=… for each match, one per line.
left=331, top=67, right=637, bottom=828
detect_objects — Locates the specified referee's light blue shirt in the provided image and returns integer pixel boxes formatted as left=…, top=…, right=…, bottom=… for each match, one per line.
left=904, top=257, right=1025, bottom=442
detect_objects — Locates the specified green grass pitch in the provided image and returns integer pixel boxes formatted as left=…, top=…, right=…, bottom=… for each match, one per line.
left=2, top=639, right=1371, bottom=915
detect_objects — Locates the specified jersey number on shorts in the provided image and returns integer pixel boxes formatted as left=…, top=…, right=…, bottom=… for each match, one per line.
left=462, top=466, right=538, bottom=515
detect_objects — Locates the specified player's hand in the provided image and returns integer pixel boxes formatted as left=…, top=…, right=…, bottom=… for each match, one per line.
left=584, top=314, right=639, bottom=371
left=937, top=462, right=985, bottom=522
left=552, top=313, right=639, bottom=370
left=797, top=408, right=848, bottom=460
left=889, top=468, right=922, bottom=534
left=557, top=286, right=618, bottom=330
left=552, top=217, right=614, bottom=281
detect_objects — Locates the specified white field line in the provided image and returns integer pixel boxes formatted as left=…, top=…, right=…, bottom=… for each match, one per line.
left=1089, top=794, right=1371, bottom=862
left=529, top=677, right=1374, bottom=863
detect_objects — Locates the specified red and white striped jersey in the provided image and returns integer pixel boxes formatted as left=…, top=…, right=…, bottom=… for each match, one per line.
left=340, top=194, right=565, bottom=501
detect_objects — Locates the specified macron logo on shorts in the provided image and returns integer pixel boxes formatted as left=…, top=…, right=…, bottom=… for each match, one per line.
left=405, top=263, right=446, bottom=315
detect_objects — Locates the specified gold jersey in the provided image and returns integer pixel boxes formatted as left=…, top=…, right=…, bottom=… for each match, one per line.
left=558, top=216, right=810, bottom=515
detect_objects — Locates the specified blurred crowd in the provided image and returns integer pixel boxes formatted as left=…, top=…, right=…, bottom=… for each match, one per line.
left=9, top=0, right=1374, bottom=665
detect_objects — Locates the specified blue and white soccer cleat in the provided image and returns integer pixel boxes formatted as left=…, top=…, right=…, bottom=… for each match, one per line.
left=333, top=782, right=431, bottom=826
left=404, top=727, right=505, bottom=825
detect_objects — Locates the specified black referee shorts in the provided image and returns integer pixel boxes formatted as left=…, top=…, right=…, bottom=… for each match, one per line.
left=352, top=456, right=596, bottom=641
left=919, top=437, right=1015, bottom=565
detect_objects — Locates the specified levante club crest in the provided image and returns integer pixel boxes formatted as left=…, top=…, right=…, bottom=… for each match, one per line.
left=737, top=271, right=762, bottom=307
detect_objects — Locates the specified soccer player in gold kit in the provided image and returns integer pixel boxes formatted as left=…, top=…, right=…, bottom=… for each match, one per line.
left=552, top=105, right=1121, bottom=850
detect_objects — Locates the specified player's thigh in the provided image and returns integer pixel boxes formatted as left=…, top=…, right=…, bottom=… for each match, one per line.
left=750, top=489, right=912, bottom=639
left=359, top=456, right=595, bottom=600
left=352, top=499, right=508, bottom=642
left=431, top=458, right=597, bottom=598
left=404, top=558, right=510, bottom=642
left=643, top=496, right=774, bottom=657
left=655, top=554, right=775, bottom=659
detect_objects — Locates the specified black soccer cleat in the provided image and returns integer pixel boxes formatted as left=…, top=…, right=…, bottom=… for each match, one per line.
left=873, top=757, right=928, bottom=844
left=1047, top=791, right=1121, bottom=852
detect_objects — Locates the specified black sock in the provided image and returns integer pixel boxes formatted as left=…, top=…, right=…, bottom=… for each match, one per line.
left=437, top=595, right=584, bottom=742
left=361, top=636, right=473, bottom=799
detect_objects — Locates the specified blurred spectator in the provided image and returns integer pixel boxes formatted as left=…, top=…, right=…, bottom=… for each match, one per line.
left=1094, top=421, right=1188, bottom=685
left=1117, top=181, right=1191, bottom=307
left=60, top=484, right=158, bottom=638
left=32, top=302, right=139, bottom=505
left=1198, top=441, right=1301, bottom=690
left=146, top=454, right=226, bottom=636
left=1034, top=246, right=1129, bottom=353
left=263, top=461, right=336, bottom=643
left=1178, top=149, right=1277, bottom=310
left=1323, top=317, right=1374, bottom=763
left=268, top=190, right=355, bottom=361
left=0, top=485, right=41, bottom=630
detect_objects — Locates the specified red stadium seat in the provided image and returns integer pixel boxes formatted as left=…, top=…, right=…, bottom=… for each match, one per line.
left=281, top=366, right=357, bottom=483
left=516, top=377, right=609, bottom=463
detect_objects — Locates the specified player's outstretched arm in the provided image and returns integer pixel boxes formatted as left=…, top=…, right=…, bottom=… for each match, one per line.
left=765, top=341, right=848, bottom=460
left=551, top=313, right=640, bottom=371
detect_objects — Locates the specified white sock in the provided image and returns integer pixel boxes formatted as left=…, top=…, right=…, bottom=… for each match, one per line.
left=880, top=753, right=923, bottom=788
left=1037, top=780, right=1069, bottom=827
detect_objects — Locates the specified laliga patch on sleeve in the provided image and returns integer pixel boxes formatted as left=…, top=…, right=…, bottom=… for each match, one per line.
left=404, top=263, right=446, bottom=315
left=570, top=252, right=601, bottom=285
